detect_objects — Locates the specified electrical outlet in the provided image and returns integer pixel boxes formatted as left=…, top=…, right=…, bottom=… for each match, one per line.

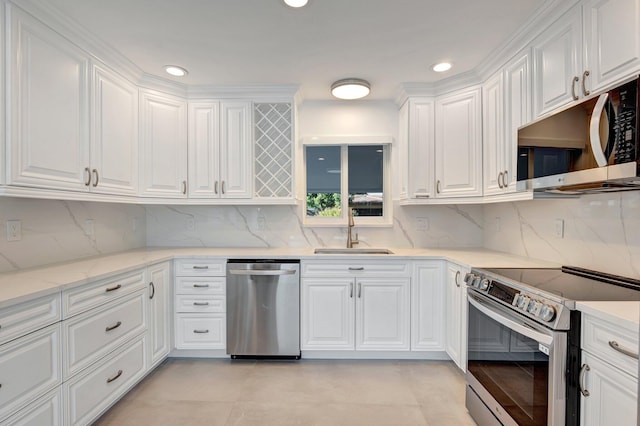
left=6, top=220, right=21, bottom=241
left=554, top=219, right=564, bottom=238
left=84, top=219, right=95, bottom=237
left=257, top=215, right=266, bottom=231
left=186, top=218, right=195, bottom=231
left=416, top=217, right=429, bottom=231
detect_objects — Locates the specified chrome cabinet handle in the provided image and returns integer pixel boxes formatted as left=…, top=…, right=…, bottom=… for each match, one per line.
left=502, top=171, right=508, bottom=188
left=497, top=172, right=504, bottom=189
left=149, top=282, right=155, bottom=299
left=214, top=180, right=218, bottom=194
left=358, top=283, right=362, bottom=298
left=105, top=284, right=122, bottom=293
left=84, top=167, right=91, bottom=186
left=348, top=267, right=365, bottom=271
left=105, top=321, right=122, bottom=332
left=436, top=180, right=441, bottom=194
left=609, top=340, right=639, bottom=359
left=349, top=282, right=353, bottom=298
left=106, top=369, right=123, bottom=383
left=92, top=169, right=99, bottom=187
left=571, top=76, right=580, bottom=100
left=193, top=283, right=210, bottom=288
left=193, top=302, right=209, bottom=306
left=579, top=364, right=590, bottom=397
left=221, top=180, right=226, bottom=194
left=193, top=329, right=209, bottom=334
left=192, top=266, right=209, bottom=270
left=182, top=180, right=187, bottom=195
left=582, top=70, right=590, bottom=96
left=455, top=271, right=461, bottom=287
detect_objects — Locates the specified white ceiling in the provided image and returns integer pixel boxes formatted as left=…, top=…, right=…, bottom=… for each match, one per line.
left=44, top=0, right=544, bottom=100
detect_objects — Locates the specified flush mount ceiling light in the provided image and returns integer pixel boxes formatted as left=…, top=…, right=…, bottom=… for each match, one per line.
left=164, top=65, right=189, bottom=77
left=284, top=0, right=308, bottom=7
left=331, top=78, right=371, bottom=100
left=432, top=62, right=452, bottom=73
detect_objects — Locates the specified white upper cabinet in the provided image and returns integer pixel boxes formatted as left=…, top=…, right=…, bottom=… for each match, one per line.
left=503, top=51, right=532, bottom=191
left=532, top=4, right=583, bottom=117
left=139, top=90, right=188, bottom=198
left=482, top=72, right=505, bottom=196
left=187, top=101, right=252, bottom=199
left=583, top=0, right=640, bottom=92
left=533, top=0, right=640, bottom=118
left=435, top=87, right=483, bottom=198
left=90, top=64, right=138, bottom=195
left=7, top=5, right=89, bottom=191
left=399, top=98, right=436, bottom=200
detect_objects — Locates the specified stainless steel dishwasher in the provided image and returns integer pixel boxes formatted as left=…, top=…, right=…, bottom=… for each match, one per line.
left=226, top=260, right=300, bottom=359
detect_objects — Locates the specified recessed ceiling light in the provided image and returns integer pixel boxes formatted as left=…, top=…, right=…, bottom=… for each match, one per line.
left=164, top=65, right=189, bottom=77
left=432, top=62, right=452, bottom=73
left=331, top=78, right=370, bottom=100
left=284, top=0, right=308, bottom=7
left=318, top=157, right=325, bottom=161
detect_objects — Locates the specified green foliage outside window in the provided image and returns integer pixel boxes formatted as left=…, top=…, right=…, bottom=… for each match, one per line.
left=306, top=193, right=341, bottom=217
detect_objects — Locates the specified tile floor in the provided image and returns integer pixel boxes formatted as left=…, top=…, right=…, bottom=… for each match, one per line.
left=95, top=359, right=477, bottom=426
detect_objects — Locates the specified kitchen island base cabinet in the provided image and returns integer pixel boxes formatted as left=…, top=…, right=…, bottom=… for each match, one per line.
left=1, top=388, right=62, bottom=426
left=63, top=336, right=147, bottom=426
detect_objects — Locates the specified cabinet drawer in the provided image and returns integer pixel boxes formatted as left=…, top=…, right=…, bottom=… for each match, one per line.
left=175, top=277, right=225, bottom=295
left=175, top=314, right=225, bottom=349
left=175, top=295, right=225, bottom=313
left=301, top=261, right=410, bottom=277
left=62, top=269, right=146, bottom=318
left=63, top=336, right=146, bottom=426
left=0, top=294, right=61, bottom=346
left=174, top=259, right=225, bottom=276
left=63, top=290, right=146, bottom=379
left=1, top=387, right=62, bottom=426
left=0, top=324, right=61, bottom=422
left=582, top=313, right=639, bottom=378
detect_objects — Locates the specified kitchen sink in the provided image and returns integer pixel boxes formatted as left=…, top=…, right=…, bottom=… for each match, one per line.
left=313, top=248, right=394, bottom=255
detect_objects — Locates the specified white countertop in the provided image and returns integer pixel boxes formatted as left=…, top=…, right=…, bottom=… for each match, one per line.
left=0, top=246, right=557, bottom=307
left=576, top=301, right=640, bottom=331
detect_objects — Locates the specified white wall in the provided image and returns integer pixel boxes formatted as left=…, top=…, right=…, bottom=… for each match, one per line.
left=0, top=198, right=146, bottom=273
left=484, top=191, right=640, bottom=279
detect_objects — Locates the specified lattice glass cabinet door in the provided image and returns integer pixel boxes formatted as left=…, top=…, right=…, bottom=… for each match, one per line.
left=254, top=103, right=294, bottom=198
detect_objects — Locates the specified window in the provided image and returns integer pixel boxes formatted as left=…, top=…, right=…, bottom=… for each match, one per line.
left=304, top=140, right=391, bottom=226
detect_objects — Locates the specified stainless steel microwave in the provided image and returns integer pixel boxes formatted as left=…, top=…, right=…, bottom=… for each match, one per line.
left=517, top=77, right=639, bottom=193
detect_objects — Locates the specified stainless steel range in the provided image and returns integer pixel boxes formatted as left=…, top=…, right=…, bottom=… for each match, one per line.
left=463, top=266, right=640, bottom=426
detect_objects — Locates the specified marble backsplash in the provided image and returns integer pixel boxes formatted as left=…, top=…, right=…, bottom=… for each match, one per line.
left=0, top=198, right=146, bottom=273
left=483, top=191, right=640, bottom=279
left=145, top=202, right=484, bottom=250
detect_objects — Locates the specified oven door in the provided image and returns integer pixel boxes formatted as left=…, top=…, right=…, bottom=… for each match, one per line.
left=466, top=291, right=567, bottom=426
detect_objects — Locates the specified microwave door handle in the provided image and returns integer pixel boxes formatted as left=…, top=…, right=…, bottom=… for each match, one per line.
left=468, top=294, right=553, bottom=346
left=589, top=93, right=610, bottom=167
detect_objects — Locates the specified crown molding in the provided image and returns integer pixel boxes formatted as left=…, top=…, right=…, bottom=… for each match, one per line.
left=138, top=74, right=189, bottom=98
left=187, top=84, right=300, bottom=100
left=396, top=70, right=481, bottom=106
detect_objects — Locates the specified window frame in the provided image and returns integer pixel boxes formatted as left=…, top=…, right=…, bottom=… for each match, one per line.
left=302, top=136, right=393, bottom=227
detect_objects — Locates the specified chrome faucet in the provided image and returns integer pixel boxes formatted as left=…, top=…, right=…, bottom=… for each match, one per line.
left=347, top=208, right=359, bottom=248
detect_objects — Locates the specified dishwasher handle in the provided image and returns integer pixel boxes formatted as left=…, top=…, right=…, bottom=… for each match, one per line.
left=228, top=269, right=297, bottom=276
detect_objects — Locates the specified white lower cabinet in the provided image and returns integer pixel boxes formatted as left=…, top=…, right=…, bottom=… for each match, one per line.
left=411, top=261, right=445, bottom=351
left=1, top=388, right=62, bottom=426
left=174, top=259, right=227, bottom=351
left=63, top=336, right=146, bottom=426
left=580, top=312, right=638, bottom=425
left=147, top=261, right=171, bottom=368
left=445, top=262, right=469, bottom=371
left=301, top=262, right=410, bottom=352
left=0, top=324, right=62, bottom=422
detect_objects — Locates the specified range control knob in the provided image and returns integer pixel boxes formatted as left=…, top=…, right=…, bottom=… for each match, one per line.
left=517, top=296, right=530, bottom=310
left=527, top=300, right=540, bottom=314
left=479, top=278, right=490, bottom=291
left=472, top=276, right=482, bottom=288
left=539, top=305, right=556, bottom=322
left=464, top=273, right=476, bottom=285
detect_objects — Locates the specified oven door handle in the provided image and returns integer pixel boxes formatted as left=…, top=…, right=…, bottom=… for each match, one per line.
left=468, top=294, right=554, bottom=346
